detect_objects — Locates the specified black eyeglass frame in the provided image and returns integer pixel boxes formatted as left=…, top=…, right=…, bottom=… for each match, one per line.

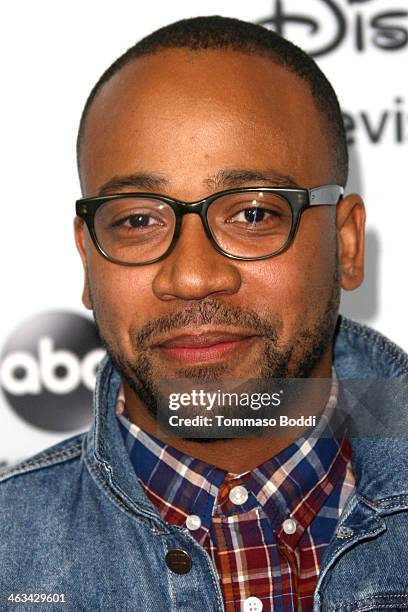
left=75, top=184, right=344, bottom=266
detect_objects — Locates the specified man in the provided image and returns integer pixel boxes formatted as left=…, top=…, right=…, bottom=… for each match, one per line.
left=1, top=15, right=408, bottom=612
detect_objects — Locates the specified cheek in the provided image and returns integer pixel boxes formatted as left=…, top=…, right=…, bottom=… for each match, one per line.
left=87, top=252, right=156, bottom=346
left=240, top=212, right=336, bottom=337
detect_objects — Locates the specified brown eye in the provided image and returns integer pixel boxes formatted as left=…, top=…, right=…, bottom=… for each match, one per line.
left=113, top=213, right=160, bottom=229
left=229, top=207, right=280, bottom=224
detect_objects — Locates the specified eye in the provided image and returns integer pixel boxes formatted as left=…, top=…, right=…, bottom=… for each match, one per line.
left=228, top=206, right=281, bottom=224
left=112, top=213, right=162, bottom=229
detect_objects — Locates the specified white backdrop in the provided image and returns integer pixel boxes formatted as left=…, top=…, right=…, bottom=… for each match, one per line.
left=0, top=0, right=407, bottom=466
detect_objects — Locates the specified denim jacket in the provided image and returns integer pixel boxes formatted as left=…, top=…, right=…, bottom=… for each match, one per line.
left=1, top=315, right=408, bottom=612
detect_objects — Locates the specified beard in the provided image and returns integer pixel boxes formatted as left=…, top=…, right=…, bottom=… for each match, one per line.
left=90, top=260, right=340, bottom=441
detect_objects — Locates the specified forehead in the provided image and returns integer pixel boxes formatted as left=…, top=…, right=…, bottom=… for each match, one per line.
left=80, top=49, right=331, bottom=196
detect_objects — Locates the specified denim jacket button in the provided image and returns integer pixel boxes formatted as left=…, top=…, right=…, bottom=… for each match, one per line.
left=165, top=548, right=193, bottom=574
left=336, top=526, right=354, bottom=539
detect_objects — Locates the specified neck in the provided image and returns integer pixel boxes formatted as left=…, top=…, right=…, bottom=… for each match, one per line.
left=124, top=353, right=333, bottom=473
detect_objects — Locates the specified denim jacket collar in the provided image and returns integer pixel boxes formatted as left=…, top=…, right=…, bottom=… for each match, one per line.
left=333, top=316, right=408, bottom=507
left=84, top=314, right=408, bottom=528
left=83, top=360, right=170, bottom=532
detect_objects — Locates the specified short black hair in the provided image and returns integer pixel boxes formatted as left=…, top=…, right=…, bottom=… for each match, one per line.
left=77, top=15, right=348, bottom=187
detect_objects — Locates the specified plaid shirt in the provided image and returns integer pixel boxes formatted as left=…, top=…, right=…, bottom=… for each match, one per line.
left=117, top=373, right=355, bottom=611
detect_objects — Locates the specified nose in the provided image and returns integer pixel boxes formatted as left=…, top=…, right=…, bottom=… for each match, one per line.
left=152, top=213, right=242, bottom=301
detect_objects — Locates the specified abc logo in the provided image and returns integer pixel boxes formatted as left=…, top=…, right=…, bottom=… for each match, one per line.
left=0, top=311, right=105, bottom=432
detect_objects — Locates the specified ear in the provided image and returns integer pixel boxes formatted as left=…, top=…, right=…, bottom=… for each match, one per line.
left=74, top=217, right=92, bottom=310
left=336, top=194, right=366, bottom=290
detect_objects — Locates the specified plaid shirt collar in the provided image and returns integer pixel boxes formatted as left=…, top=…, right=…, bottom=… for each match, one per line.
left=117, top=369, right=350, bottom=548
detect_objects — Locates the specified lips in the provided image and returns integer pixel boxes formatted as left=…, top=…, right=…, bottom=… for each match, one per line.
left=151, top=330, right=260, bottom=364
left=158, top=331, right=256, bottom=348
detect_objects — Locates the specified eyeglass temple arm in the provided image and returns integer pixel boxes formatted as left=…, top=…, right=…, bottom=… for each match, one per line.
left=308, top=185, right=344, bottom=206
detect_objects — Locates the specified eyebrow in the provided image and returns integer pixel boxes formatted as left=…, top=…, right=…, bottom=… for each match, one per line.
left=98, top=173, right=168, bottom=196
left=204, top=168, right=300, bottom=189
left=97, top=167, right=300, bottom=196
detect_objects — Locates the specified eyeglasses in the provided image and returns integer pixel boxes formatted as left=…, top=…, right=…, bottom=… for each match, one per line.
left=75, top=184, right=343, bottom=266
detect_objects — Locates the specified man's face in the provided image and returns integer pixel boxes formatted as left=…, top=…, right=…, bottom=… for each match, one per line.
left=76, top=49, right=345, bottom=412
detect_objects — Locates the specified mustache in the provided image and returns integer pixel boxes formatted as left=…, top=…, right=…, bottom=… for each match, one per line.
left=132, top=297, right=282, bottom=350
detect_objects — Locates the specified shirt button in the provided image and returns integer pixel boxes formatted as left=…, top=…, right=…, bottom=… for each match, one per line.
left=229, top=485, right=249, bottom=505
left=282, top=518, right=297, bottom=535
left=185, top=514, right=201, bottom=531
left=243, top=596, right=263, bottom=612
left=165, top=549, right=192, bottom=574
